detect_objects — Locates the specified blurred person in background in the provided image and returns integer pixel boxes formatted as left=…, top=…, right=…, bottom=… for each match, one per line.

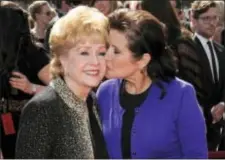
left=124, top=1, right=142, bottom=10
left=0, top=1, right=21, bottom=9
left=91, top=0, right=121, bottom=16
left=141, top=0, right=182, bottom=48
left=170, top=0, right=193, bottom=33
left=190, top=0, right=225, bottom=151
left=97, top=9, right=207, bottom=159
left=28, top=1, right=55, bottom=47
left=0, top=5, right=50, bottom=158
left=170, top=0, right=185, bottom=22
left=15, top=5, right=109, bottom=159
left=213, top=1, right=224, bottom=46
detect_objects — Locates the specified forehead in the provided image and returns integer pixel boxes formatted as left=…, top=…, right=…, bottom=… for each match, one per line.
left=76, top=35, right=107, bottom=49
left=41, top=4, right=51, bottom=11
left=200, top=7, right=218, bottom=16
left=78, top=34, right=107, bottom=45
left=109, top=29, right=128, bottom=48
left=95, top=0, right=110, bottom=4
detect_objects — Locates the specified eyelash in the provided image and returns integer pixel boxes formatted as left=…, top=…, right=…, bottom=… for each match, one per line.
left=80, top=52, right=106, bottom=56
left=99, top=52, right=106, bottom=56
left=80, top=52, right=89, bottom=56
left=114, top=49, right=120, bottom=54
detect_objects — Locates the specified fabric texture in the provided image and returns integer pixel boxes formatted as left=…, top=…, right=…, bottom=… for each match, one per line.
left=97, top=78, right=207, bottom=159
left=16, top=77, right=108, bottom=159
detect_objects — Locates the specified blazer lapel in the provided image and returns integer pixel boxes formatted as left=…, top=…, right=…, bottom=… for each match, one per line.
left=50, top=77, right=87, bottom=111
left=89, top=92, right=102, bottom=131
left=194, top=36, right=214, bottom=84
left=213, top=43, right=225, bottom=84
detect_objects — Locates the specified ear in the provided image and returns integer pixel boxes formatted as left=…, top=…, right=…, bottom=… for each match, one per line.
left=59, top=54, right=68, bottom=70
left=137, top=53, right=151, bottom=70
left=190, top=14, right=197, bottom=27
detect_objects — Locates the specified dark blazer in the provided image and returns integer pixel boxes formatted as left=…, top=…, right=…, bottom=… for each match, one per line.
left=194, top=37, right=225, bottom=109
left=175, top=35, right=225, bottom=150
left=15, top=77, right=108, bottom=159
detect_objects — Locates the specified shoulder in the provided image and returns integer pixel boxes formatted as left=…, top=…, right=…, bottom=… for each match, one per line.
left=97, top=79, right=121, bottom=94
left=22, top=87, right=60, bottom=116
left=96, top=79, right=121, bottom=103
left=166, top=78, right=195, bottom=95
left=213, top=41, right=225, bottom=51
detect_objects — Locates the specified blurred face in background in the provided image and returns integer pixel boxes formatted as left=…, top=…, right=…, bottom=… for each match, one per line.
left=170, top=0, right=176, bottom=8
left=36, top=4, right=53, bottom=25
left=170, top=0, right=184, bottom=22
left=94, top=0, right=111, bottom=15
left=192, top=7, right=219, bottom=38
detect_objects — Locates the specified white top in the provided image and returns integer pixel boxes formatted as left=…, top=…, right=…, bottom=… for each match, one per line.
left=194, top=33, right=219, bottom=81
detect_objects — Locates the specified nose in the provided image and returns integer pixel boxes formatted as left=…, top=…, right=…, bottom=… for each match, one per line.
left=91, top=55, right=100, bottom=65
left=105, top=48, right=113, bottom=61
left=209, top=22, right=217, bottom=29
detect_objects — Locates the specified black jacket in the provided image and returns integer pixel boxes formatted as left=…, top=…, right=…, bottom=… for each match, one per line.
left=15, top=77, right=108, bottom=159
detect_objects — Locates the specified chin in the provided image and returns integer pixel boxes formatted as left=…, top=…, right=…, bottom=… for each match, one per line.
left=105, top=74, right=114, bottom=79
left=85, top=81, right=102, bottom=88
left=106, top=72, right=126, bottom=79
left=105, top=72, right=116, bottom=79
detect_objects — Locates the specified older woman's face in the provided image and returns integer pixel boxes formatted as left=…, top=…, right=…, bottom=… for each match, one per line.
left=105, top=29, right=141, bottom=79
left=60, top=35, right=107, bottom=88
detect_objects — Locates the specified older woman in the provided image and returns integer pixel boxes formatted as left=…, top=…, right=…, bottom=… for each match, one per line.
left=15, top=6, right=109, bottom=159
left=96, top=9, right=207, bottom=159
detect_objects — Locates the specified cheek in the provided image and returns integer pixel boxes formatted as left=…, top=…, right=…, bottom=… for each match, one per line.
left=108, top=58, right=137, bottom=76
left=95, top=2, right=102, bottom=8
left=99, top=59, right=106, bottom=73
left=67, top=57, right=83, bottom=73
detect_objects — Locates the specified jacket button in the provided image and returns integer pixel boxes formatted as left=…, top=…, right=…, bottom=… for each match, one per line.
left=135, top=108, right=139, bottom=113
left=132, top=152, right=136, bottom=156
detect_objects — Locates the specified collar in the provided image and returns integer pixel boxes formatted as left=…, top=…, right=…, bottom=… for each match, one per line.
left=50, top=77, right=86, bottom=108
left=194, top=32, right=213, bottom=45
left=50, top=77, right=102, bottom=130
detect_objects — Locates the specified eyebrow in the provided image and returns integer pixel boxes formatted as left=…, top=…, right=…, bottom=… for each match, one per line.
left=77, top=45, right=107, bottom=51
left=112, top=45, right=120, bottom=51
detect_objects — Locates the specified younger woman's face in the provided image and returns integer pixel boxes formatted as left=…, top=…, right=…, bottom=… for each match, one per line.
left=105, top=29, right=144, bottom=79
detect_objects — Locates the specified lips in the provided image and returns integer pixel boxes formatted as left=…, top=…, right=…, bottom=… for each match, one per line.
left=85, top=70, right=100, bottom=76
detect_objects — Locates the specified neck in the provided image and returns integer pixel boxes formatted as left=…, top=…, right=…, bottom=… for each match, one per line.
left=64, top=77, right=91, bottom=101
left=125, top=71, right=152, bottom=94
left=196, top=31, right=212, bottom=40
left=32, top=22, right=46, bottom=39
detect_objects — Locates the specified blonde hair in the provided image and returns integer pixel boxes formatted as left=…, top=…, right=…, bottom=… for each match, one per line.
left=0, top=1, right=20, bottom=9
left=49, top=5, right=109, bottom=79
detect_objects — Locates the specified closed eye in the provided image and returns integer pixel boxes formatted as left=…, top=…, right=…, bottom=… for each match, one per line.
left=114, top=49, right=120, bottom=54
left=80, top=51, right=89, bottom=56
left=99, top=52, right=106, bottom=56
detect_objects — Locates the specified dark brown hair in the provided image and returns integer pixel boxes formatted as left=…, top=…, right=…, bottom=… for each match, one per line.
left=109, top=9, right=177, bottom=97
left=141, top=0, right=181, bottom=46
